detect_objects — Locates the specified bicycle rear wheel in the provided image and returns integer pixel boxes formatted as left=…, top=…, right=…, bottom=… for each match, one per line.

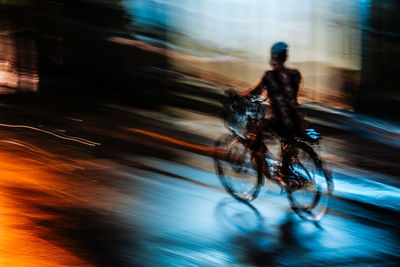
left=286, top=142, right=333, bottom=221
left=214, top=134, right=263, bottom=202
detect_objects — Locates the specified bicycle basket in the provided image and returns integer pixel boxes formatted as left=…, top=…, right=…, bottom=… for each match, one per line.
left=226, top=95, right=266, bottom=137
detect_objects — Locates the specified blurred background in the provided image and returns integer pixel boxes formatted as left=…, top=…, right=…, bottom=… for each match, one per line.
left=0, top=0, right=399, bottom=266
left=1, top=0, right=400, bottom=115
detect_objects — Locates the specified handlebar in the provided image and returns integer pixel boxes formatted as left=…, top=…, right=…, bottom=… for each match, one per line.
left=225, top=89, right=265, bottom=102
left=247, top=95, right=266, bottom=103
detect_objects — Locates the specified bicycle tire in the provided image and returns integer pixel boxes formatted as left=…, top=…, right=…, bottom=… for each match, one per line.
left=214, top=134, right=263, bottom=202
left=286, top=141, right=333, bottom=221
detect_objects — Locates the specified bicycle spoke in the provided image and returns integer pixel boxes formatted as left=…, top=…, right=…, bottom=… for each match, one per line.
left=309, top=186, right=321, bottom=210
left=287, top=142, right=332, bottom=221
left=215, top=134, right=262, bottom=202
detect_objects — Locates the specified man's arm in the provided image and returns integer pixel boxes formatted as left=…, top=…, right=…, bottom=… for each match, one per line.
left=240, top=76, right=265, bottom=97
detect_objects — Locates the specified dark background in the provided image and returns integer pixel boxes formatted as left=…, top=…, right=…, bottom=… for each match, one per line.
left=1, top=0, right=399, bottom=120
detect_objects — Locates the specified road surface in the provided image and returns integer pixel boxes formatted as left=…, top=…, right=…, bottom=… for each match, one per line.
left=0, top=96, right=399, bottom=266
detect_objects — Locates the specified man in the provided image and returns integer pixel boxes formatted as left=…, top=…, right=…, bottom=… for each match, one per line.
left=241, top=42, right=305, bottom=137
left=241, top=42, right=306, bottom=184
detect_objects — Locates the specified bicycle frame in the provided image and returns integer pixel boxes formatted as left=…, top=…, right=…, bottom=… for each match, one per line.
left=216, top=91, right=333, bottom=221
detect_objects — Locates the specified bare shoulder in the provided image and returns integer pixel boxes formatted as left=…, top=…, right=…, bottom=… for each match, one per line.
left=288, top=67, right=301, bottom=75
left=263, top=70, right=275, bottom=81
left=288, top=68, right=302, bottom=82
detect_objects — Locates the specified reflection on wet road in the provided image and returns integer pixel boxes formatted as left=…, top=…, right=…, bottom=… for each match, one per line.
left=0, top=101, right=399, bottom=266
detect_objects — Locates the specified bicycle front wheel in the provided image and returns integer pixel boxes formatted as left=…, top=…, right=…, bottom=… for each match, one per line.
left=287, top=142, right=333, bottom=221
left=214, top=134, right=263, bottom=202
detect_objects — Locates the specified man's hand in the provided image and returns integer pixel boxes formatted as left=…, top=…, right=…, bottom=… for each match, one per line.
left=225, top=88, right=241, bottom=99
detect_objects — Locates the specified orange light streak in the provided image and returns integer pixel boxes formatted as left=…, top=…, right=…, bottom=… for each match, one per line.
left=0, top=149, right=93, bottom=266
left=127, top=128, right=229, bottom=159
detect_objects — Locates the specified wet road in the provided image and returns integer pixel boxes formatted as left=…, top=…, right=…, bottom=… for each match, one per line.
left=0, top=98, right=399, bottom=266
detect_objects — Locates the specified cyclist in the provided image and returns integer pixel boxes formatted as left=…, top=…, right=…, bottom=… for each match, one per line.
left=240, top=42, right=306, bottom=184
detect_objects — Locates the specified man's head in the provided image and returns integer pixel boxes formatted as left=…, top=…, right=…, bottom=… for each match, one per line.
left=269, top=42, right=288, bottom=70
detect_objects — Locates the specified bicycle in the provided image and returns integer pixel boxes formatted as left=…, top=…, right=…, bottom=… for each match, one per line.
left=214, top=91, right=333, bottom=221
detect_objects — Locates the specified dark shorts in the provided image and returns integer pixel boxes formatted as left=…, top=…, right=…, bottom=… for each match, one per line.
left=258, top=118, right=303, bottom=141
